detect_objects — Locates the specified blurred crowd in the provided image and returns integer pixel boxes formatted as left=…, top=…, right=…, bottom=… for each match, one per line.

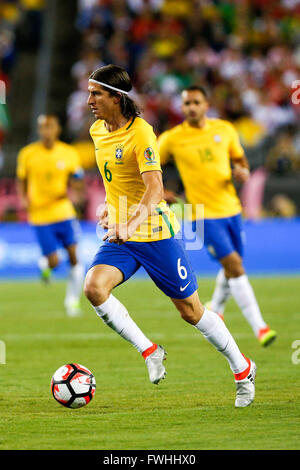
left=0, top=0, right=45, bottom=163
left=64, top=0, right=300, bottom=219
left=0, top=0, right=45, bottom=220
left=1, top=0, right=300, bottom=222
left=68, top=0, right=300, bottom=140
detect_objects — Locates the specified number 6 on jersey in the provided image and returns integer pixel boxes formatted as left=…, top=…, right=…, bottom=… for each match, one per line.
left=104, top=162, right=112, bottom=182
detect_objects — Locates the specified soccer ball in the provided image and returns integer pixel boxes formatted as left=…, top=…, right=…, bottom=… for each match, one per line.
left=51, top=363, right=96, bottom=409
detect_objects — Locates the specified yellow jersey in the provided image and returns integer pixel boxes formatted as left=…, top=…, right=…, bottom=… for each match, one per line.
left=17, top=140, right=82, bottom=225
left=158, top=118, right=244, bottom=219
left=72, top=141, right=97, bottom=170
left=90, top=116, right=179, bottom=242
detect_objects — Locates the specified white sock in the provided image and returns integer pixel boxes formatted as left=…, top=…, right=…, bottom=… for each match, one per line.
left=210, top=269, right=231, bottom=314
left=38, top=256, right=49, bottom=271
left=195, top=308, right=248, bottom=374
left=93, top=294, right=153, bottom=353
left=65, top=263, right=84, bottom=304
left=229, top=274, right=267, bottom=336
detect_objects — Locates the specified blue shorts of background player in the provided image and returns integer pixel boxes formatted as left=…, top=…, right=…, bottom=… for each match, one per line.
left=33, top=218, right=80, bottom=256
left=192, top=213, right=245, bottom=260
left=89, top=237, right=198, bottom=299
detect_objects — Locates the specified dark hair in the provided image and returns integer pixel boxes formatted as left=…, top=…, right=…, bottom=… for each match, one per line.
left=182, top=85, right=208, bottom=99
left=89, top=64, right=140, bottom=119
left=37, top=114, right=62, bottom=132
left=37, top=113, right=60, bottom=124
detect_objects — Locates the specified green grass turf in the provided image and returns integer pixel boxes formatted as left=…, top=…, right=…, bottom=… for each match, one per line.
left=0, top=277, right=299, bottom=450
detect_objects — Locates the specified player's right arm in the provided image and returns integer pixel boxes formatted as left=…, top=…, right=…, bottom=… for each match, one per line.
left=157, top=130, right=172, bottom=167
left=98, top=201, right=109, bottom=229
left=157, top=130, right=178, bottom=204
left=103, top=169, right=164, bottom=244
left=16, top=148, right=29, bottom=210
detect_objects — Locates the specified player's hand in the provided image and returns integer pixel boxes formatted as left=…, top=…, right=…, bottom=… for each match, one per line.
left=233, top=165, right=250, bottom=184
left=20, top=196, right=29, bottom=210
left=164, top=189, right=178, bottom=204
left=102, top=223, right=133, bottom=245
left=98, top=204, right=109, bottom=229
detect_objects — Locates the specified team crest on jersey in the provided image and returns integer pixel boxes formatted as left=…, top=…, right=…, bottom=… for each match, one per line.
left=115, top=144, right=124, bottom=164
left=214, top=134, right=221, bottom=143
left=144, top=147, right=156, bottom=165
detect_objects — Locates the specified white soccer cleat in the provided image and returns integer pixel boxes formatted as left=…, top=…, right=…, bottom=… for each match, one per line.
left=145, top=345, right=167, bottom=384
left=235, top=359, right=256, bottom=408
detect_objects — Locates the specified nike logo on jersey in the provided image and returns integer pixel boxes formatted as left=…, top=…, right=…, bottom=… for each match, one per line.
left=180, top=281, right=191, bottom=292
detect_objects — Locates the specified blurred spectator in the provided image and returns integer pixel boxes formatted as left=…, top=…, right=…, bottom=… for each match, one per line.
left=265, top=194, right=297, bottom=218
left=2, top=0, right=300, bottom=221
left=240, top=167, right=269, bottom=220
left=241, top=126, right=300, bottom=219
left=63, top=0, right=300, bottom=219
left=0, top=1, right=45, bottom=222
left=68, top=0, right=300, bottom=139
left=264, top=127, right=300, bottom=176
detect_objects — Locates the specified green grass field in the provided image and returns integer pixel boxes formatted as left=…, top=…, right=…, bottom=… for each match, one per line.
left=0, top=277, right=299, bottom=450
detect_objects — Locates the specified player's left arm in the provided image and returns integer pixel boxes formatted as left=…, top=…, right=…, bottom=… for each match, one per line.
left=103, top=170, right=164, bottom=244
left=68, top=149, right=85, bottom=192
left=228, top=124, right=250, bottom=184
left=16, top=148, right=29, bottom=209
left=231, top=154, right=250, bottom=183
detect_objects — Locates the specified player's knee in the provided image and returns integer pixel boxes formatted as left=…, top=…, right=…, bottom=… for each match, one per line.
left=84, top=277, right=109, bottom=306
left=67, top=245, right=78, bottom=266
left=48, top=255, right=59, bottom=269
left=178, top=301, right=204, bottom=325
left=225, top=264, right=245, bottom=278
left=180, top=310, right=195, bottom=324
left=222, top=253, right=244, bottom=278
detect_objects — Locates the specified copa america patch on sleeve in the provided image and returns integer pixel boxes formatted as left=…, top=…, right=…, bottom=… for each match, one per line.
left=144, top=147, right=157, bottom=165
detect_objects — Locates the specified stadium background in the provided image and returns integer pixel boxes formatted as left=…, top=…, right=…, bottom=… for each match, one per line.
left=0, top=0, right=300, bottom=453
left=0, top=0, right=299, bottom=278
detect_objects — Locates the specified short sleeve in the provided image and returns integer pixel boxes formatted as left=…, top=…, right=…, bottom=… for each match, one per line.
left=157, top=131, right=172, bottom=166
left=16, top=148, right=28, bottom=180
left=134, top=124, right=162, bottom=174
left=69, top=148, right=84, bottom=178
left=228, top=123, right=244, bottom=159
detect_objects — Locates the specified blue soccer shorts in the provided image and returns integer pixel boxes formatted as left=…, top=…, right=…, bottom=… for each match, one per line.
left=192, top=213, right=245, bottom=260
left=33, top=218, right=80, bottom=256
left=89, top=237, right=198, bottom=299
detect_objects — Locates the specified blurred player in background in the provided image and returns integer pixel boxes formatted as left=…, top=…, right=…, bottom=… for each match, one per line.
left=158, top=86, right=276, bottom=347
left=84, top=64, right=256, bottom=407
left=16, top=114, right=85, bottom=317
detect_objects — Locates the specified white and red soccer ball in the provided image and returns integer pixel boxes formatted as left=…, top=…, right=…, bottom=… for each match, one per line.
left=51, top=363, right=96, bottom=409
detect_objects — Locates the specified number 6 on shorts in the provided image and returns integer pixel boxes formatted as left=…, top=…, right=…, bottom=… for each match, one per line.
left=177, top=258, right=187, bottom=280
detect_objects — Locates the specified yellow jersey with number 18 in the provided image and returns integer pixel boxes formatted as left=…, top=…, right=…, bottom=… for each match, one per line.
left=89, top=116, right=180, bottom=242
left=158, top=118, right=245, bottom=220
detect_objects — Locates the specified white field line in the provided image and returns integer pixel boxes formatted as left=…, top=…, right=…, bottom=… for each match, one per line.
left=1, top=332, right=250, bottom=342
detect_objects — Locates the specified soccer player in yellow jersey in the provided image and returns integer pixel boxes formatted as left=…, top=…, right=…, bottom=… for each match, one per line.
left=158, top=85, right=276, bottom=347
left=17, top=114, right=85, bottom=317
left=84, top=64, right=257, bottom=407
